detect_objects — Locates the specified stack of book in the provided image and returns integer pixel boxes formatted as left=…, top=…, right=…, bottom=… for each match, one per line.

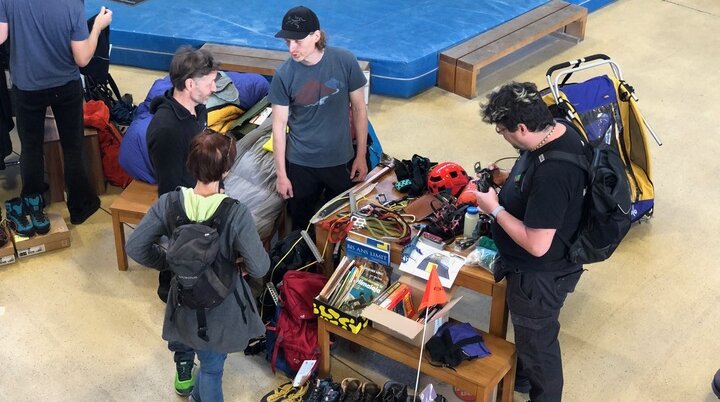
left=373, top=282, right=417, bottom=319
left=318, top=257, right=390, bottom=317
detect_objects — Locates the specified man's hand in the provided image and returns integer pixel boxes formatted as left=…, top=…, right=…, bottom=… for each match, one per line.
left=94, top=7, right=113, bottom=31
left=276, top=176, right=293, bottom=199
left=472, top=188, right=500, bottom=215
left=350, top=157, right=368, bottom=182
left=486, top=163, right=509, bottom=187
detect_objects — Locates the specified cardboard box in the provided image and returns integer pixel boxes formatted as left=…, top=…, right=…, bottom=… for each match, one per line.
left=314, top=259, right=461, bottom=343
left=362, top=274, right=462, bottom=347
left=0, top=225, right=16, bottom=266
left=13, top=213, right=71, bottom=258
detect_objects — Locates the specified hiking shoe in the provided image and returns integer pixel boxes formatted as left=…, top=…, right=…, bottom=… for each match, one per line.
left=305, top=378, right=333, bottom=402
left=5, top=197, right=34, bottom=237
left=174, top=360, right=195, bottom=396
left=380, top=381, right=407, bottom=402
left=340, top=378, right=362, bottom=402
left=22, top=194, right=50, bottom=235
left=360, top=382, right=381, bottom=402
left=69, top=195, right=100, bottom=225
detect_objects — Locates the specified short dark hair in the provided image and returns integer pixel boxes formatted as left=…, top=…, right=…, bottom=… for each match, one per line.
left=480, top=82, right=554, bottom=132
left=186, top=129, right=236, bottom=184
left=169, top=46, right=219, bottom=91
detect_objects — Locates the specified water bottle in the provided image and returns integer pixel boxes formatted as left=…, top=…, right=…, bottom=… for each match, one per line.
left=463, top=206, right=479, bottom=239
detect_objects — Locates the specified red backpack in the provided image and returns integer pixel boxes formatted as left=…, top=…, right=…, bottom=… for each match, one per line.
left=270, top=270, right=327, bottom=374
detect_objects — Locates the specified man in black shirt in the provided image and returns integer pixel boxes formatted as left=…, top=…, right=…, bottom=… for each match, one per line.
left=146, top=46, right=219, bottom=397
left=473, top=82, right=586, bottom=402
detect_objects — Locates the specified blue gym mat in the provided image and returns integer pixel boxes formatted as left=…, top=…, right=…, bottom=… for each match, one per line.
left=87, top=0, right=612, bottom=98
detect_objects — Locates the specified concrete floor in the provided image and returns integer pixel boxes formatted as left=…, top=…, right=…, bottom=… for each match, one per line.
left=1, top=0, right=719, bottom=400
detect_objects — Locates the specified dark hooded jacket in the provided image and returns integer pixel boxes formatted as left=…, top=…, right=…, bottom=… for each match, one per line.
left=146, top=90, right=207, bottom=195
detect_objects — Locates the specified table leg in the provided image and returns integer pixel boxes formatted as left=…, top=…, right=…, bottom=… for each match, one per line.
left=317, top=319, right=331, bottom=377
left=489, top=281, right=508, bottom=338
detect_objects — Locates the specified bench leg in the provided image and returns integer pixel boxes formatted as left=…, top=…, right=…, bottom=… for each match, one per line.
left=112, top=210, right=128, bottom=271
left=455, top=66, right=477, bottom=99
left=564, top=16, right=587, bottom=41
left=437, top=58, right=458, bottom=93
left=318, top=319, right=331, bottom=377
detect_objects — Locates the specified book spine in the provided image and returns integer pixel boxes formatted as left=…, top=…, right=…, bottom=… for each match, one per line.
left=383, top=284, right=410, bottom=310
left=373, top=281, right=400, bottom=306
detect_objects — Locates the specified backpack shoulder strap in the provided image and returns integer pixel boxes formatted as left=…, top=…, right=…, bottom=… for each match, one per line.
left=165, top=189, right=189, bottom=232
left=520, top=150, right=589, bottom=195
left=206, top=197, right=239, bottom=230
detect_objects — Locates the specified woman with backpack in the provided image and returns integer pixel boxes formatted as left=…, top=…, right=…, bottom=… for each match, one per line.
left=127, top=129, right=270, bottom=402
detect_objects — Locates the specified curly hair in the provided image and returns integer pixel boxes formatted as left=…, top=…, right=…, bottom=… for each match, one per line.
left=480, top=82, right=554, bottom=132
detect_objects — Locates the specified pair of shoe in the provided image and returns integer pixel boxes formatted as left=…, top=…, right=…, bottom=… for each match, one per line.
left=260, top=381, right=311, bottom=402
left=5, top=194, right=50, bottom=237
left=305, top=378, right=342, bottom=402
left=380, top=381, right=408, bottom=402
left=174, top=360, right=195, bottom=396
left=340, top=378, right=382, bottom=402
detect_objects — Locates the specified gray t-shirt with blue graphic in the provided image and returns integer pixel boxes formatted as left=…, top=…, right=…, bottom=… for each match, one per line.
left=269, top=46, right=367, bottom=168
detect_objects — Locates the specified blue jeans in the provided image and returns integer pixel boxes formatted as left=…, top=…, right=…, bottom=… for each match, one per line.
left=191, top=350, right=227, bottom=402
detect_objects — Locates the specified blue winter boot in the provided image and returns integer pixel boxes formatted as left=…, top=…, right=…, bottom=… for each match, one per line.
left=23, top=194, right=50, bottom=235
left=5, top=198, right=34, bottom=237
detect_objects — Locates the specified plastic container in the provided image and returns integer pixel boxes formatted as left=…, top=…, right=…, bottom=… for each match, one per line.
left=463, top=206, right=479, bottom=238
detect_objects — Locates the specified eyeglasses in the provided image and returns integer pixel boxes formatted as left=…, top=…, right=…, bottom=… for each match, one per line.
left=495, top=126, right=510, bottom=135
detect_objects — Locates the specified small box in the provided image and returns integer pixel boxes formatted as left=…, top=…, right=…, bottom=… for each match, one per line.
left=0, top=225, right=16, bottom=266
left=362, top=274, right=462, bottom=347
left=14, top=213, right=71, bottom=258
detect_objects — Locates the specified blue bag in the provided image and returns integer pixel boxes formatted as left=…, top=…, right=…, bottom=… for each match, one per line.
left=425, top=322, right=491, bottom=368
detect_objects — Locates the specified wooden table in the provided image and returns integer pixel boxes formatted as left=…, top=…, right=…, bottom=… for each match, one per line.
left=314, top=169, right=514, bottom=401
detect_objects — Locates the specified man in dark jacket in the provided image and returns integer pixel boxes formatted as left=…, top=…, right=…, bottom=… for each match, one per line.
left=147, top=46, right=218, bottom=196
left=145, top=46, right=218, bottom=397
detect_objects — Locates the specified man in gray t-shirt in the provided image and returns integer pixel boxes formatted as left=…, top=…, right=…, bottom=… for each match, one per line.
left=0, top=1, right=112, bottom=228
left=269, top=6, right=368, bottom=230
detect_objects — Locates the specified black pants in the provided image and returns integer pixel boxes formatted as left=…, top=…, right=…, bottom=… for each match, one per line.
left=13, top=80, right=97, bottom=216
left=286, top=160, right=353, bottom=231
left=504, top=266, right=583, bottom=402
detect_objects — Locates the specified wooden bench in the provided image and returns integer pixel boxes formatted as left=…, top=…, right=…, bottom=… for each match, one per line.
left=200, top=43, right=371, bottom=103
left=438, top=0, right=588, bottom=99
left=109, top=180, right=158, bottom=271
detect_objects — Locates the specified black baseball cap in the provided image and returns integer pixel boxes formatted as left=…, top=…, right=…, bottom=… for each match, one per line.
left=274, top=6, right=320, bottom=40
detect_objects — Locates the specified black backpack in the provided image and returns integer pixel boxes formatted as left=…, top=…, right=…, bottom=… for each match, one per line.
left=522, top=141, right=632, bottom=264
left=165, top=191, right=251, bottom=341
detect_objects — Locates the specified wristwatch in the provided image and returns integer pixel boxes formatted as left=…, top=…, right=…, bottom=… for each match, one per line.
left=491, top=205, right=505, bottom=219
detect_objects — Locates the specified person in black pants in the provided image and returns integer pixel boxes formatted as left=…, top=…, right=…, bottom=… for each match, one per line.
left=0, top=1, right=111, bottom=230
left=473, top=82, right=587, bottom=402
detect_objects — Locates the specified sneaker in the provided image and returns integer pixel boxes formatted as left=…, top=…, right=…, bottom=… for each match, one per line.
left=69, top=195, right=100, bottom=225
left=5, top=197, right=34, bottom=237
left=305, top=378, right=333, bottom=402
left=174, top=360, right=195, bottom=396
left=22, top=194, right=50, bottom=235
